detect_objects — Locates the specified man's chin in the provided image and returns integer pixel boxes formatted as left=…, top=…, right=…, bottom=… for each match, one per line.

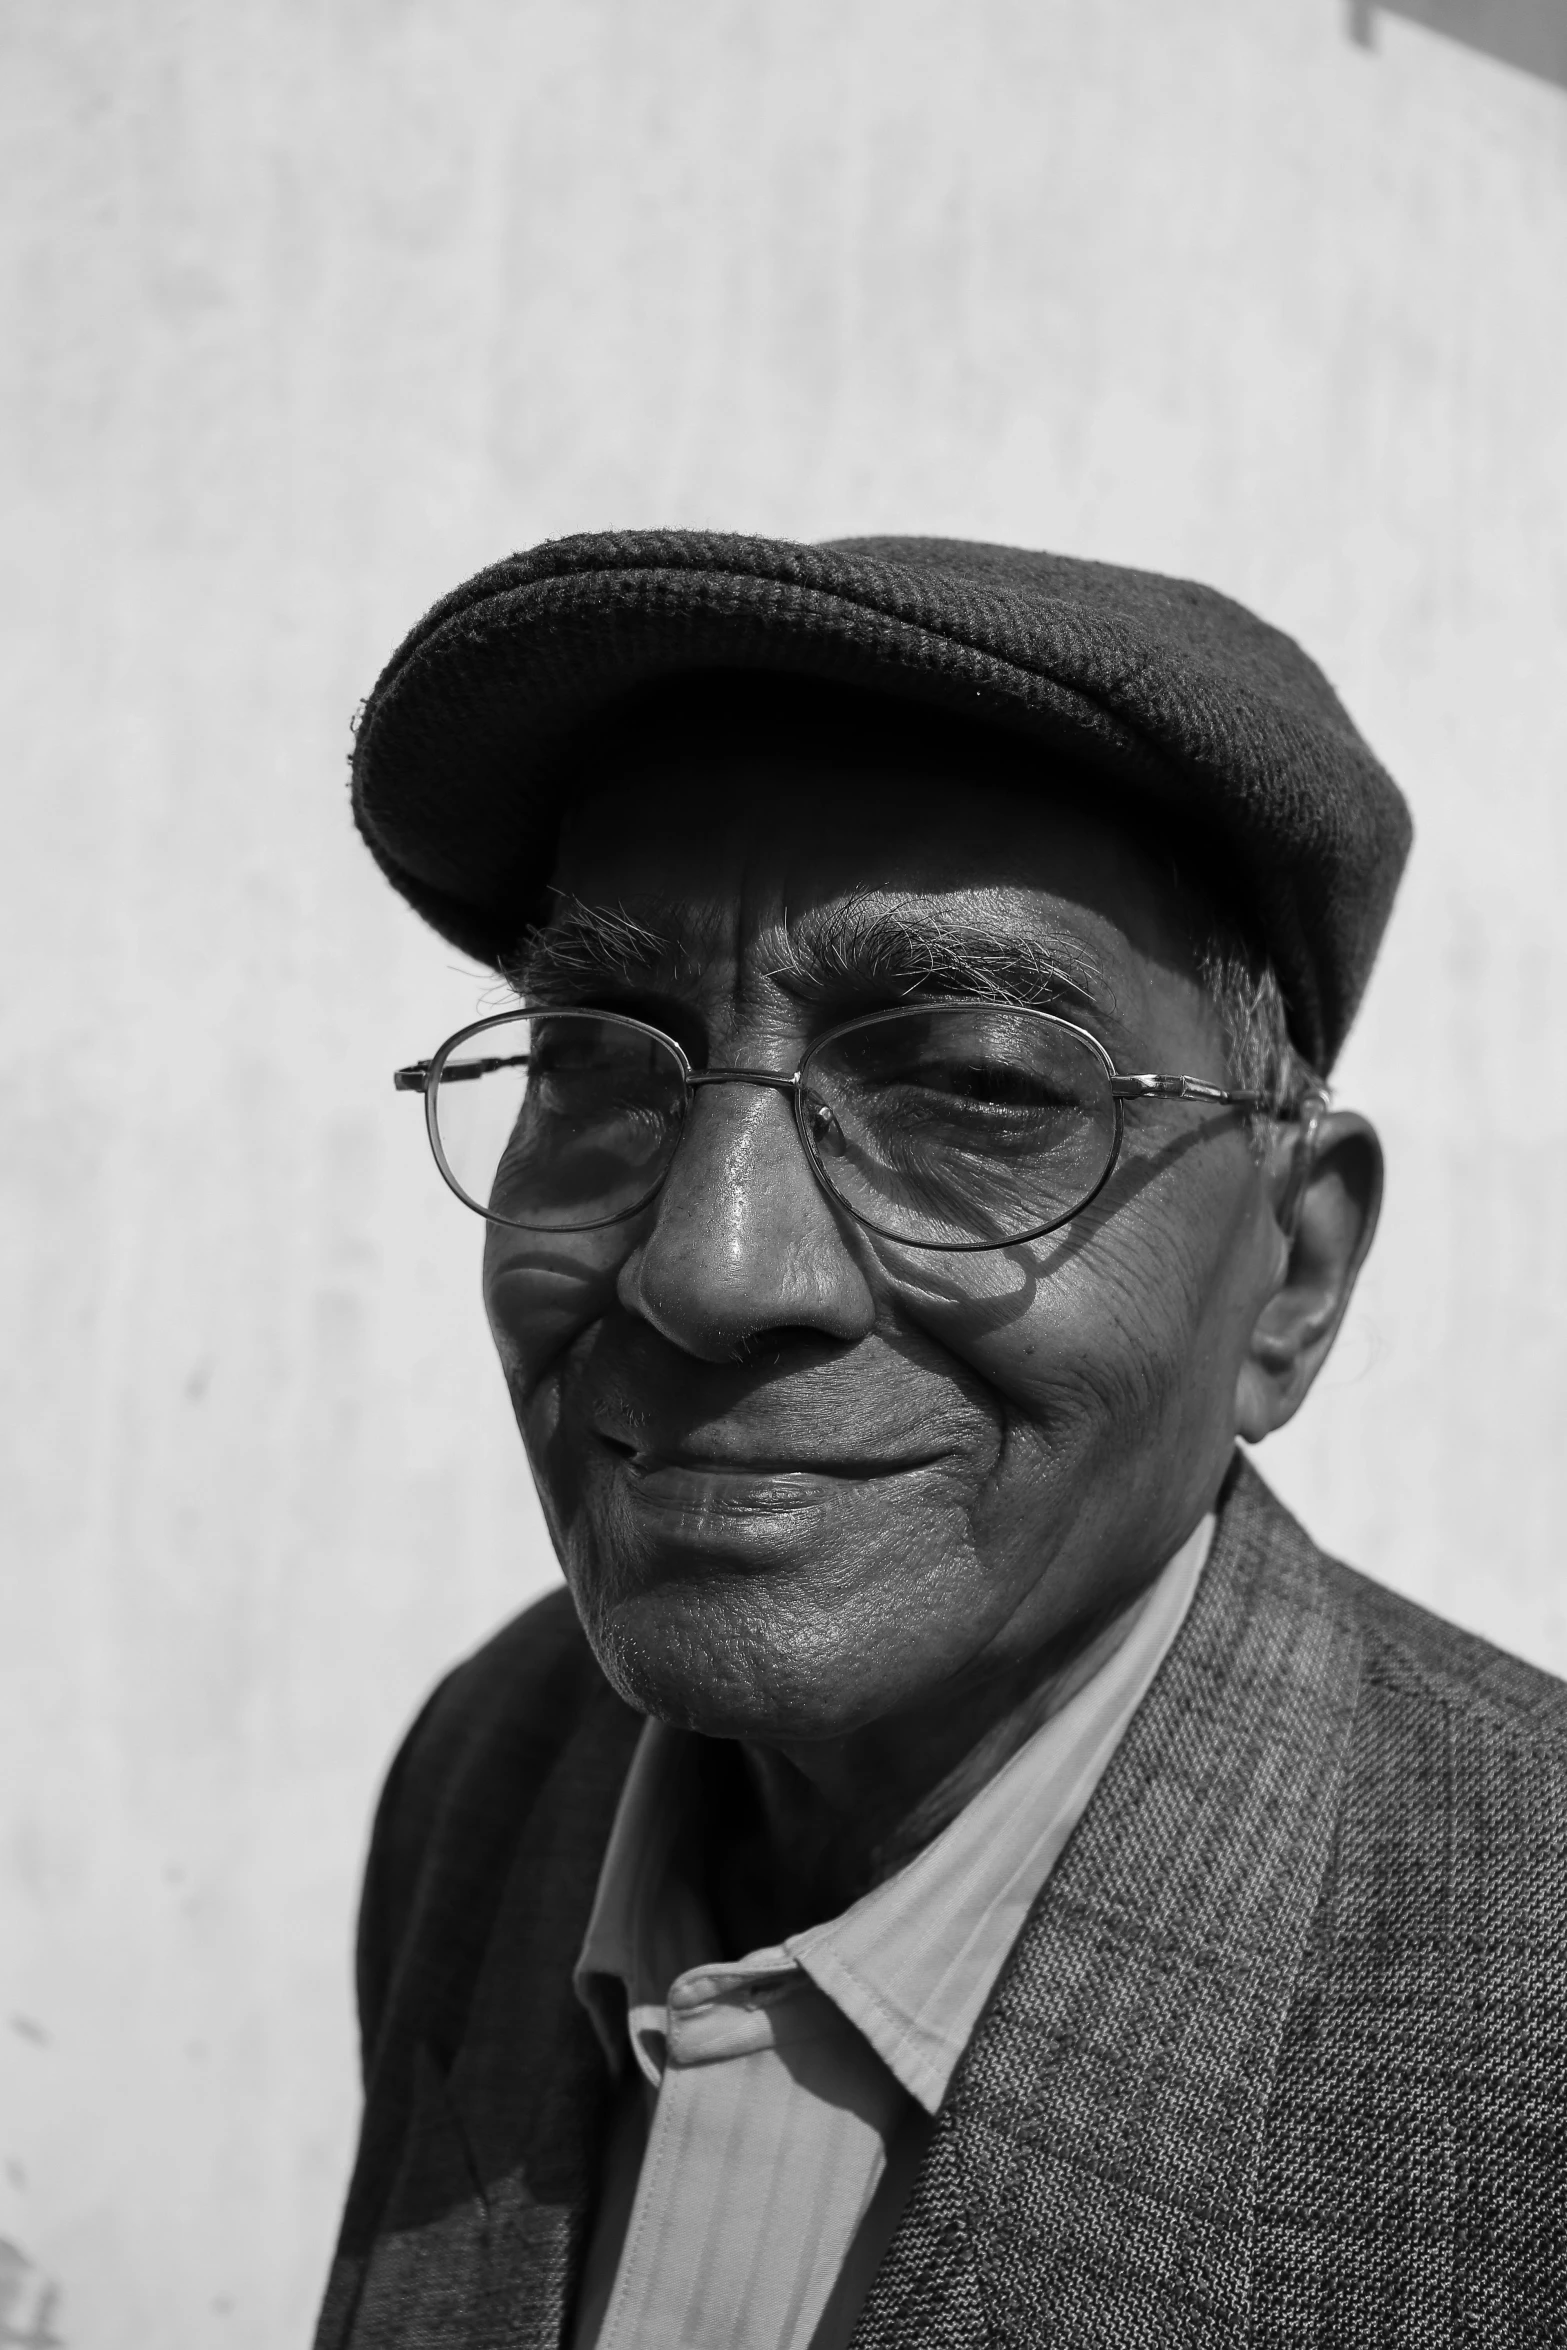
left=566, top=1571, right=896, bottom=1747
left=551, top=1448, right=985, bottom=1739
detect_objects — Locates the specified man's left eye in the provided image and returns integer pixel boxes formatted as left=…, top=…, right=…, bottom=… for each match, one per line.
left=901, top=1058, right=1062, bottom=1107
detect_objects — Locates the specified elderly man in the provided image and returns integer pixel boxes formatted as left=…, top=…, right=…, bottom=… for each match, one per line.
left=315, top=535, right=1567, bottom=2350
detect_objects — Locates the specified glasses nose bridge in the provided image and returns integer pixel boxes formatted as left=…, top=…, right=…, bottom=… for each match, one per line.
left=670, top=1063, right=819, bottom=1204
left=684, top=1064, right=801, bottom=1098
left=657, top=1060, right=839, bottom=1244
left=676, top=1065, right=809, bottom=1174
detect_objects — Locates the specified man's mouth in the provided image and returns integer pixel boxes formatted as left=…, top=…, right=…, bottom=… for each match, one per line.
left=599, top=1435, right=947, bottom=1514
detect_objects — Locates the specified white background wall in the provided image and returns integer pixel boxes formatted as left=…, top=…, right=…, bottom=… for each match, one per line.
left=3, top=3, right=1564, bottom=2342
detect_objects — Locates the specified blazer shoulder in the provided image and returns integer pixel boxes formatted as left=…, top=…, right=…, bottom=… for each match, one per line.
left=1221, top=1457, right=1567, bottom=1757
left=356, top=1584, right=627, bottom=2074
left=386, top=1581, right=608, bottom=1811
left=1239, top=1478, right=1567, bottom=2326
left=1230, top=1455, right=1567, bottom=1757
left=1316, top=1547, right=1567, bottom=1755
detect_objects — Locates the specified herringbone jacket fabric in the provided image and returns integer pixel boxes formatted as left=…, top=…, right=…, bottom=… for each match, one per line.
left=313, top=1459, right=1567, bottom=2348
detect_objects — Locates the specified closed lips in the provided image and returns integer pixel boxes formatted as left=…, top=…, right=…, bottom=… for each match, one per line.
left=604, top=1440, right=947, bottom=1480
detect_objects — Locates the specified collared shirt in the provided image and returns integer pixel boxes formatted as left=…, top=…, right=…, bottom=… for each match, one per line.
left=571, top=1513, right=1213, bottom=2350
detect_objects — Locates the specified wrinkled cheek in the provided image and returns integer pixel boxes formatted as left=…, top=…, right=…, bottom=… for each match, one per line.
left=869, top=1222, right=1199, bottom=1444
left=482, top=1235, right=625, bottom=1555
left=482, top=1228, right=626, bottom=1395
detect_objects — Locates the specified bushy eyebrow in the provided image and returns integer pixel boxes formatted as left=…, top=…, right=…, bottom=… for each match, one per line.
left=505, top=890, right=1112, bottom=1016
left=503, top=895, right=693, bottom=998
left=766, top=896, right=1111, bottom=1013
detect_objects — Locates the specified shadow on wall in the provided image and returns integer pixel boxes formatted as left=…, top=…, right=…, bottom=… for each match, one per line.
left=0, top=2236, right=64, bottom=2350
left=1348, top=0, right=1567, bottom=86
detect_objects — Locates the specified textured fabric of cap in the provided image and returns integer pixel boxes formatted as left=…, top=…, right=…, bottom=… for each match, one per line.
left=350, top=530, right=1412, bottom=1071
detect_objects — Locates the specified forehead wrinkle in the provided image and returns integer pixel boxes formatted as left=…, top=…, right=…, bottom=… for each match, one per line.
left=763, top=893, right=1117, bottom=1016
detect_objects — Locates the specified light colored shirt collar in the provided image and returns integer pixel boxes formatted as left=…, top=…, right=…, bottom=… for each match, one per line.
left=575, top=1512, right=1212, bottom=2117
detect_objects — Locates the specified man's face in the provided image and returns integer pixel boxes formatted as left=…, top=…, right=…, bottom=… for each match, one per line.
left=484, top=743, right=1285, bottom=1746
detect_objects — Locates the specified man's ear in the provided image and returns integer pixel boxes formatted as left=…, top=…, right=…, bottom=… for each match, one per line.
left=1235, top=1108, right=1384, bottom=1443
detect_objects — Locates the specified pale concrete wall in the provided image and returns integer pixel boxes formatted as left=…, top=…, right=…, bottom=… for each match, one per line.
left=2, top=3, right=1564, bottom=2341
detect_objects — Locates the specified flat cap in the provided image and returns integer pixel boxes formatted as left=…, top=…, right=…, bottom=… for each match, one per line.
left=351, top=530, right=1411, bottom=1071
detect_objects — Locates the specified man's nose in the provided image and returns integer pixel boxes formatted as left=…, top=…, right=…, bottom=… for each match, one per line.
left=616, top=1079, right=877, bottom=1362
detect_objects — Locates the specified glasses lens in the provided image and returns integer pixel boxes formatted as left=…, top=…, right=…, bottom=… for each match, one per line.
left=431, top=1012, right=686, bottom=1228
left=800, top=1004, right=1117, bottom=1247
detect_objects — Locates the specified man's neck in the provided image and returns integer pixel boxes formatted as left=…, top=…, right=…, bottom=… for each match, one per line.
left=705, top=1560, right=1173, bottom=1957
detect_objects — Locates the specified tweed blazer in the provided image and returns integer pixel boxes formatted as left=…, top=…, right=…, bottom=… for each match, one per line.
left=313, top=1459, right=1567, bottom=2348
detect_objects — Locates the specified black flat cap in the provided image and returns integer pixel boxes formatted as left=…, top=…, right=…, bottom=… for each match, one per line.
left=351, top=529, right=1411, bottom=1072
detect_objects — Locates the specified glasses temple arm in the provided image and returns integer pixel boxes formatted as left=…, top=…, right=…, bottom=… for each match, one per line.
left=1276, top=1090, right=1331, bottom=1238
left=1109, top=1073, right=1268, bottom=1107
left=394, top=1052, right=533, bottom=1093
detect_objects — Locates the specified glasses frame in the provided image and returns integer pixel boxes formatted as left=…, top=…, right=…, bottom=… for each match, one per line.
left=394, top=1002, right=1299, bottom=1253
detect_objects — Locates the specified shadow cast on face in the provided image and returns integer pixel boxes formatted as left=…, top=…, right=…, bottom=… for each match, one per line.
left=877, top=1116, right=1227, bottom=1337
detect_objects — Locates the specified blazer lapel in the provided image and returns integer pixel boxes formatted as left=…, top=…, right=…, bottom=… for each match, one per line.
left=345, top=1682, right=641, bottom=2350
left=853, top=1461, right=1364, bottom=2350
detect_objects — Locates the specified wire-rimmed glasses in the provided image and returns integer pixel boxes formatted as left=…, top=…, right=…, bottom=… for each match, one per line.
left=393, top=1002, right=1292, bottom=1253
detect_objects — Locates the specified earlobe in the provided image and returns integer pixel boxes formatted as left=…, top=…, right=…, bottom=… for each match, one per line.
left=1235, top=1109, right=1384, bottom=1444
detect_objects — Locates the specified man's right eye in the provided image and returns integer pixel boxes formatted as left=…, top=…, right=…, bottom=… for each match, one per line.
left=531, top=1043, right=620, bottom=1078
